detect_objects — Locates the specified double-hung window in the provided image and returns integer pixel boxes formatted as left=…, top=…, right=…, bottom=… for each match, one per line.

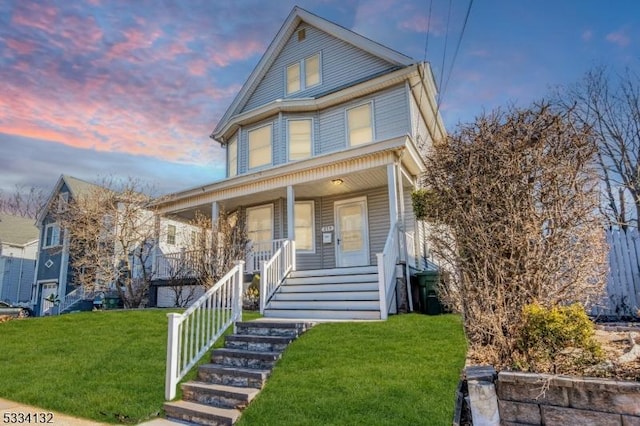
left=347, top=103, right=373, bottom=146
left=43, top=223, right=62, bottom=248
left=286, top=53, right=321, bottom=95
left=295, top=201, right=315, bottom=252
left=288, top=119, right=312, bottom=161
left=227, top=136, right=237, bottom=177
left=247, top=205, right=273, bottom=245
left=167, top=224, right=176, bottom=245
left=248, top=124, right=272, bottom=169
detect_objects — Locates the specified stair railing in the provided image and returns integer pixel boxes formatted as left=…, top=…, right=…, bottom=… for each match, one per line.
left=42, top=285, right=88, bottom=316
left=165, top=260, right=244, bottom=400
left=260, top=239, right=295, bottom=314
left=376, top=222, right=400, bottom=320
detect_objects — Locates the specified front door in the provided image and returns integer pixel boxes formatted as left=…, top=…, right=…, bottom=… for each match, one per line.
left=335, top=197, right=369, bottom=267
left=40, top=282, right=58, bottom=316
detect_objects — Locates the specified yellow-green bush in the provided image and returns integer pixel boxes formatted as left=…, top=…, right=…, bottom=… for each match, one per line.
left=515, top=303, right=603, bottom=372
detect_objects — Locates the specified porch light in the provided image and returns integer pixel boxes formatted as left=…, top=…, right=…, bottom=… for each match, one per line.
left=331, top=178, right=344, bottom=185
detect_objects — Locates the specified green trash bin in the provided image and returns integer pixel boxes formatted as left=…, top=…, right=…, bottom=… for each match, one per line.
left=416, top=270, right=439, bottom=314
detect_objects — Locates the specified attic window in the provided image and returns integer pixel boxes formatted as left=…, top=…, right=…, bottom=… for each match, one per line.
left=297, top=28, right=306, bottom=41
left=286, top=53, right=321, bottom=95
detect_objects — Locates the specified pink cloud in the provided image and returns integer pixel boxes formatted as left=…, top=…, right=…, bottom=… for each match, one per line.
left=11, top=3, right=59, bottom=34
left=188, top=59, right=208, bottom=76
left=582, top=30, right=593, bottom=42
left=105, top=27, right=163, bottom=62
left=399, top=15, right=444, bottom=36
left=606, top=29, right=630, bottom=47
left=206, top=38, right=265, bottom=67
left=5, top=39, right=37, bottom=55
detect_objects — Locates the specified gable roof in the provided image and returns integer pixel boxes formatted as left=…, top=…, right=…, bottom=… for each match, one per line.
left=211, top=6, right=415, bottom=140
left=0, top=214, right=39, bottom=246
left=36, top=175, right=104, bottom=224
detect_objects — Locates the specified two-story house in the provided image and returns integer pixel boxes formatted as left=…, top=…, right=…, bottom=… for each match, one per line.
left=33, top=175, right=199, bottom=315
left=0, top=214, right=38, bottom=307
left=153, top=7, right=446, bottom=320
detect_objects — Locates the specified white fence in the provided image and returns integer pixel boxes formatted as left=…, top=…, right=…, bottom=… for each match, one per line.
left=165, top=261, right=244, bottom=400
left=595, top=228, right=640, bottom=318
left=377, top=222, right=400, bottom=320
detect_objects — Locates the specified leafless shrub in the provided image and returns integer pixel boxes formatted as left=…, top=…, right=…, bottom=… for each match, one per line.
left=0, top=185, right=46, bottom=219
left=415, top=103, right=608, bottom=367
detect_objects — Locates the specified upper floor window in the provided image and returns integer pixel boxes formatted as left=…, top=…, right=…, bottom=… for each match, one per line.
left=167, top=224, right=176, bottom=245
left=288, top=119, right=312, bottom=161
left=286, top=53, right=321, bottom=95
left=57, top=192, right=69, bottom=212
left=44, top=223, right=62, bottom=248
left=347, top=103, right=373, bottom=146
left=228, top=136, right=238, bottom=177
left=248, top=124, right=272, bottom=169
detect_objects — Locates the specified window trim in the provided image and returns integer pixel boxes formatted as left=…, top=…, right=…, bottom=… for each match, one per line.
left=227, top=135, right=238, bottom=178
left=294, top=200, right=316, bottom=253
left=287, top=118, right=313, bottom=161
left=346, top=101, right=375, bottom=147
left=43, top=223, right=61, bottom=248
left=247, top=123, right=273, bottom=170
left=285, top=52, right=322, bottom=96
left=166, top=224, right=176, bottom=245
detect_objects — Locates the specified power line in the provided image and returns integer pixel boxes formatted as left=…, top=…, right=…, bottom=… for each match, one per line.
left=441, top=0, right=474, bottom=101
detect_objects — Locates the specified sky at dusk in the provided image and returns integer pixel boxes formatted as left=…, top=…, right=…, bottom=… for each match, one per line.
left=1, top=0, right=639, bottom=196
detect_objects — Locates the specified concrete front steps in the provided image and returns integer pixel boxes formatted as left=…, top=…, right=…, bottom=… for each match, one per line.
left=263, top=266, right=382, bottom=320
left=163, top=321, right=312, bottom=425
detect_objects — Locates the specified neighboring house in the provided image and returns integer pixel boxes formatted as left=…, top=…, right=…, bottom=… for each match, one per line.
left=33, top=175, right=197, bottom=315
left=0, top=214, right=38, bottom=306
left=33, top=175, right=103, bottom=316
left=152, top=7, right=446, bottom=319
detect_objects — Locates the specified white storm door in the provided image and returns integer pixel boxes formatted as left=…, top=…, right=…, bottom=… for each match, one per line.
left=335, top=197, right=369, bottom=267
left=40, top=282, right=58, bottom=315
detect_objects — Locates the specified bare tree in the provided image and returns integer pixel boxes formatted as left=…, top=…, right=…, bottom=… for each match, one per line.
left=557, top=66, right=640, bottom=228
left=54, top=177, right=159, bottom=308
left=414, top=103, right=608, bottom=367
left=0, top=185, right=46, bottom=219
left=162, top=209, right=249, bottom=307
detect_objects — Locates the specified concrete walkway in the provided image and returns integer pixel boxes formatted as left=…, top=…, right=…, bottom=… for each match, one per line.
left=0, top=399, right=183, bottom=426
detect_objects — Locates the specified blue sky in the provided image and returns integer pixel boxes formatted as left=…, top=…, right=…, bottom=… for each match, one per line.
left=1, top=0, right=638, bottom=195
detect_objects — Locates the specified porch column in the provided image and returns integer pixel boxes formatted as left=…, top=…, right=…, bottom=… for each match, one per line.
left=287, top=186, right=295, bottom=241
left=397, top=165, right=406, bottom=228
left=152, top=213, right=161, bottom=276
left=387, top=163, right=399, bottom=225
left=211, top=201, right=220, bottom=225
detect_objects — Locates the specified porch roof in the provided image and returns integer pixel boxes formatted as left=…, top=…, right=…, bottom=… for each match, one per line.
left=153, top=135, right=424, bottom=219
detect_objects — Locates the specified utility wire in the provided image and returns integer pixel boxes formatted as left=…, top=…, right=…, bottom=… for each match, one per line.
left=441, top=0, right=474, bottom=101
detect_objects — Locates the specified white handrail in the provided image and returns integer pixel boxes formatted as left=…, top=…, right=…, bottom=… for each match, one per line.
left=165, top=260, right=244, bottom=400
left=260, top=240, right=295, bottom=314
left=377, top=222, right=400, bottom=320
left=249, top=239, right=287, bottom=272
left=43, top=286, right=87, bottom=316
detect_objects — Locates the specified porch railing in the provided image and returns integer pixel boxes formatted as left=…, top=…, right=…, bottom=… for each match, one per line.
left=249, top=239, right=287, bottom=273
left=155, top=249, right=211, bottom=280
left=42, top=286, right=89, bottom=316
left=165, top=261, right=244, bottom=400
left=377, top=222, right=400, bottom=320
left=260, top=240, right=295, bottom=314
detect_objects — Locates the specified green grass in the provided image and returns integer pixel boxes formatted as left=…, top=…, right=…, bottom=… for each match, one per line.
left=0, top=312, right=465, bottom=425
left=237, top=314, right=467, bottom=426
left=0, top=309, right=260, bottom=424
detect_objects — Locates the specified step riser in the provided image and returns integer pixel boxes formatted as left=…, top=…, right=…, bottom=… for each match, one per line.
left=197, top=369, right=266, bottom=389
left=273, top=291, right=379, bottom=301
left=183, top=388, right=248, bottom=410
left=290, top=266, right=378, bottom=277
left=285, top=274, right=377, bottom=286
left=279, top=283, right=378, bottom=293
left=264, top=309, right=381, bottom=320
left=212, top=354, right=277, bottom=370
left=164, top=405, right=234, bottom=426
left=268, top=300, right=380, bottom=310
left=225, top=340, right=289, bottom=353
left=235, top=326, right=302, bottom=338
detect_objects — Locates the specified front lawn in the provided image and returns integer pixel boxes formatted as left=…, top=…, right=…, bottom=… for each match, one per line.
left=0, top=311, right=466, bottom=425
left=0, top=309, right=259, bottom=424
left=237, top=314, right=467, bottom=426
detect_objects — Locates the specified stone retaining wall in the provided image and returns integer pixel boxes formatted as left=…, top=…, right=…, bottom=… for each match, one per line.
left=497, top=371, right=640, bottom=425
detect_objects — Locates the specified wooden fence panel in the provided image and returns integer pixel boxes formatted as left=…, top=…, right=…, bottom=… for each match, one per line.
left=595, top=229, right=640, bottom=318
